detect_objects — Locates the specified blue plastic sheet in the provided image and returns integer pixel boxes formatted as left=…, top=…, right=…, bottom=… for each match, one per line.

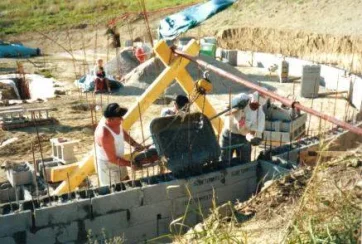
left=0, top=41, right=40, bottom=58
left=158, top=0, right=236, bottom=40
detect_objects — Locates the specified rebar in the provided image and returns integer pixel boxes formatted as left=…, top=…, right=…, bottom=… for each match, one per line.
left=173, top=50, right=362, bottom=136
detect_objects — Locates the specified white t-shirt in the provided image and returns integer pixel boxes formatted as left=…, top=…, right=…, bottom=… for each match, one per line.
left=223, top=104, right=265, bottom=136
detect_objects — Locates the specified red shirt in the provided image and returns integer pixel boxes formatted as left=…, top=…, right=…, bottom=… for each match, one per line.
left=135, top=47, right=146, bottom=63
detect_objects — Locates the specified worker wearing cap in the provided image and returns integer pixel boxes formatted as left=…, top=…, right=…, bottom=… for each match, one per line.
left=221, top=92, right=265, bottom=163
left=94, top=103, right=146, bottom=186
left=161, top=95, right=190, bottom=117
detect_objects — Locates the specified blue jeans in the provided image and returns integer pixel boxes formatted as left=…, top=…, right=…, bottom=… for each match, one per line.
left=221, top=130, right=251, bottom=163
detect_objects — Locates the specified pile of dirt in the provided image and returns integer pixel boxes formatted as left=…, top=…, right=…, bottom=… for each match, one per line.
left=119, top=54, right=273, bottom=96
left=236, top=167, right=312, bottom=220
left=104, top=48, right=139, bottom=79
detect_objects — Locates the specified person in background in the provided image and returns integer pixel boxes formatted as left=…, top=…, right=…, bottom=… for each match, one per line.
left=94, top=103, right=146, bottom=186
left=133, top=46, right=146, bottom=63
left=94, top=58, right=111, bottom=94
left=161, top=95, right=190, bottom=117
left=221, top=92, right=265, bottom=163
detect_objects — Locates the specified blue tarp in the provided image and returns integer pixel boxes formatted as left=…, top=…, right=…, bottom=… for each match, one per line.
left=0, top=41, right=40, bottom=58
left=75, top=75, right=123, bottom=92
left=158, top=0, right=236, bottom=40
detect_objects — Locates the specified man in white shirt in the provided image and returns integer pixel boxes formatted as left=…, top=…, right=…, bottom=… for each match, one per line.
left=221, top=92, right=265, bottom=163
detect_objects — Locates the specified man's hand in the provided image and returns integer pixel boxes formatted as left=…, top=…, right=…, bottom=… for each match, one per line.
left=134, top=144, right=150, bottom=152
left=246, top=133, right=255, bottom=142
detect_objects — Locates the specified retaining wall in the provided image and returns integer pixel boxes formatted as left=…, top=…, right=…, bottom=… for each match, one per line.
left=0, top=160, right=287, bottom=244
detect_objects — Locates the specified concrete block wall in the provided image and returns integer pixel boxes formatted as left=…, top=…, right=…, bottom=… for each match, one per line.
left=0, top=161, right=282, bottom=244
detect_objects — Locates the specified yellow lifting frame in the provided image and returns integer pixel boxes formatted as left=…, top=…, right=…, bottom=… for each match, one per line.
left=52, top=40, right=223, bottom=195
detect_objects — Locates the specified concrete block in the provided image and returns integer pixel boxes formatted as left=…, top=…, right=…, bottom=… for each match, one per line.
left=27, top=221, right=79, bottom=243
left=6, top=162, right=34, bottom=187
left=129, top=200, right=171, bottom=226
left=217, top=177, right=257, bottom=204
left=142, top=179, right=186, bottom=205
left=172, top=189, right=215, bottom=217
left=225, top=162, right=257, bottom=185
left=0, top=236, right=16, bottom=244
left=0, top=182, right=16, bottom=203
left=85, top=210, right=128, bottom=240
left=185, top=171, right=226, bottom=195
left=91, top=188, right=142, bottom=216
left=34, top=199, right=91, bottom=228
left=123, top=217, right=170, bottom=244
left=225, top=50, right=238, bottom=66
left=0, top=210, right=32, bottom=237
left=258, top=160, right=290, bottom=182
left=26, top=227, right=55, bottom=244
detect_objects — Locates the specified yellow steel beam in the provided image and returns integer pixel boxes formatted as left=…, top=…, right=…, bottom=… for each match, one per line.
left=122, top=40, right=200, bottom=130
left=53, top=40, right=201, bottom=195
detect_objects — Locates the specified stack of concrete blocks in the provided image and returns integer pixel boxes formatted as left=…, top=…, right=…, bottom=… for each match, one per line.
left=50, top=138, right=79, bottom=164
left=301, top=65, right=321, bottom=98
left=6, top=162, right=34, bottom=187
left=221, top=50, right=238, bottom=66
left=260, top=106, right=308, bottom=144
left=0, top=160, right=290, bottom=244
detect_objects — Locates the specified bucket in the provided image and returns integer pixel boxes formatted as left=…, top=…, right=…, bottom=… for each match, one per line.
left=200, top=43, right=216, bottom=57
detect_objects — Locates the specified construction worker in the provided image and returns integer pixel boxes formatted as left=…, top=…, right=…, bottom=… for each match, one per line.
left=95, top=103, right=146, bottom=186
left=221, top=92, right=265, bottom=163
left=94, top=58, right=111, bottom=94
left=161, top=95, right=190, bottom=117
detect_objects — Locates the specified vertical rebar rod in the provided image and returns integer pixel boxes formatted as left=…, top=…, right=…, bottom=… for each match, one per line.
left=32, top=111, right=51, bottom=201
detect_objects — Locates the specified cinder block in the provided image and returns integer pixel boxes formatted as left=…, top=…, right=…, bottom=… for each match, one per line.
left=0, top=236, right=16, bottom=244
left=27, top=223, right=79, bottom=243
left=6, top=162, right=34, bottom=187
left=0, top=182, right=16, bottom=203
left=217, top=177, right=257, bottom=203
left=129, top=200, right=171, bottom=226
left=54, top=221, right=79, bottom=243
left=26, top=227, right=55, bottom=244
left=85, top=210, right=128, bottom=240
left=185, top=171, right=226, bottom=195
left=122, top=217, right=170, bottom=244
left=0, top=210, right=32, bottom=237
left=172, top=189, right=215, bottom=217
left=142, top=179, right=186, bottom=205
left=225, top=162, right=257, bottom=185
left=91, top=188, right=142, bottom=216
left=34, top=199, right=91, bottom=228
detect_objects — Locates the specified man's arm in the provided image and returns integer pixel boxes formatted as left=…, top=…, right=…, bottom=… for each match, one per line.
left=123, top=130, right=146, bottom=151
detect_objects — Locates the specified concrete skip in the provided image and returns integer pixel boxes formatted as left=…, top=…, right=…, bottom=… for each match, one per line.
left=0, top=160, right=289, bottom=244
